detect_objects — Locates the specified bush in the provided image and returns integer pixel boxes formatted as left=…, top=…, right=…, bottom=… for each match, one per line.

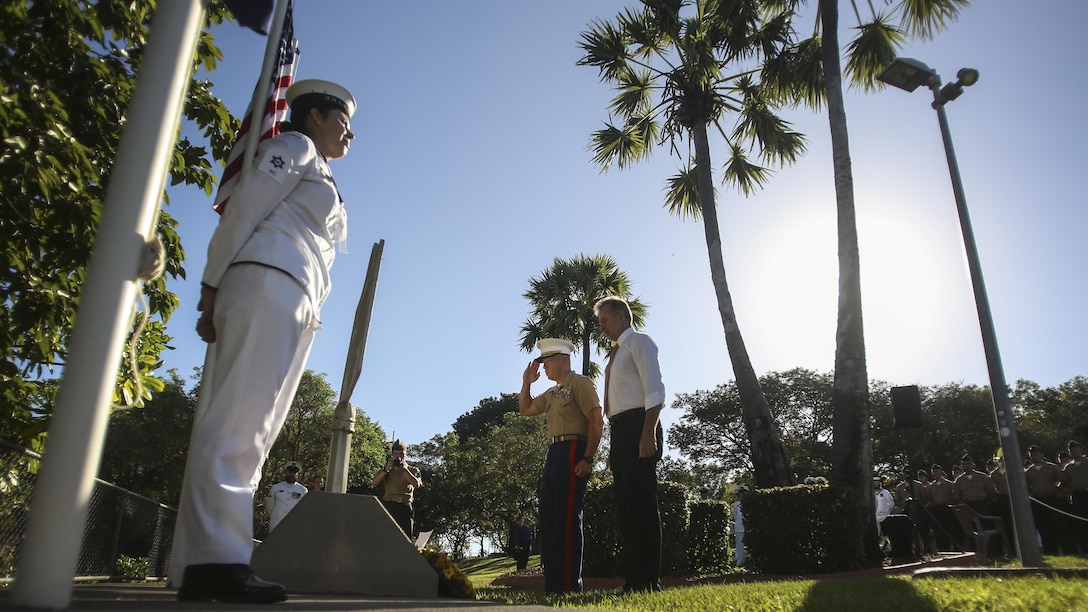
left=688, top=500, right=730, bottom=574
left=114, top=555, right=149, bottom=581
left=744, top=484, right=865, bottom=574
left=658, top=481, right=689, bottom=576
left=583, top=481, right=690, bottom=577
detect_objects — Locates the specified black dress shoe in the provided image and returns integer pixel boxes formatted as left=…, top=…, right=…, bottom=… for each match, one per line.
left=177, top=563, right=287, bottom=603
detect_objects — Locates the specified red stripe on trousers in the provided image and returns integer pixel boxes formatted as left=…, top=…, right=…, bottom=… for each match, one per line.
left=564, top=441, right=577, bottom=592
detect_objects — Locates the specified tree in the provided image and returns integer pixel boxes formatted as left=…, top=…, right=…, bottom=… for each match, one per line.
left=97, top=369, right=196, bottom=506
left=762, top=0, right=971, bottom=564
left=257, top=370, right=387, bottom=537
left=0, top=1, right=238, bottom=443
left=669, top=369, right=835, bottom=482
left=1010, top=377, right=1088, bottom=463
left=578, top=0, right=803, bottom=486
left=414, top=412, right=550, bottom=558
left=451, top=393, right=518, bottom=442
left=519, top=254, right=647, bottom=378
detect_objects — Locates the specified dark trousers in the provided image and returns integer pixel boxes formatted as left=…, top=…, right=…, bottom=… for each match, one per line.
left=539, top=439, right=587, bottom=594
left=382, top=499, right=413, bottom=539
left=1071, top=491, right=1088, bottom=554
left=994, top=494, right=1013, bottom=556
left=609, top=410, right=663, bottom=592
left=929, top=505, right=962, bottom=551
left=1032, top=494, right=1069, bottom=554
left=906, top=500, right=932, bottom=554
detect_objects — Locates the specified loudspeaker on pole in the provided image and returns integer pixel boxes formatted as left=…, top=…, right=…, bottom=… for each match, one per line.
left=891, top=385, right=922, bottom=429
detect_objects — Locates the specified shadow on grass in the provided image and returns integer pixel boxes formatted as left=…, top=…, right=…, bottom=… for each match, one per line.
left=798, top=577, right=937, bottom=612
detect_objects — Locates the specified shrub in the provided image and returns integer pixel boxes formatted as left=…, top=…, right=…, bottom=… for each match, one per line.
left=688, top=500, right=730, bottom=574
left=744, top=484, right=865, bottom=574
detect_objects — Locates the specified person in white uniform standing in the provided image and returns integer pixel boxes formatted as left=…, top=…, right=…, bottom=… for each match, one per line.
left=170, top=79, right=357, bottom=604
left=266, top=461, right=307, bottom=532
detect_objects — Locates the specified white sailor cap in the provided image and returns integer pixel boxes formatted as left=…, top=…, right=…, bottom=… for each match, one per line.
left=286, top=79, right=356, bottom=118
left=285, top=461, right=301, bottom=472
left=535, top=338, right=576, bottom=362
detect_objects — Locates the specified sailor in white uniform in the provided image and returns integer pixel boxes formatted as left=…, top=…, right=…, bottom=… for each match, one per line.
left=169, top=79, right=356, bottom=604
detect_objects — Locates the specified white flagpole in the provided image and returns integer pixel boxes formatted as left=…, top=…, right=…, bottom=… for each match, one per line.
left=9, top=1, right=207, bottom=608
left=167, top=0, right=293, bottom=588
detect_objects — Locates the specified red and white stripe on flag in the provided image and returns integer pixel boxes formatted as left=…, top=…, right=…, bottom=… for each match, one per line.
left=213, top=0, right=298, bottom=214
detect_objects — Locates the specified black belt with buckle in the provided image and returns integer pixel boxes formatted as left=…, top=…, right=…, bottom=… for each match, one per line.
left=608, top=407, right=645, bottom=424
left=550, top=434, right=587, bottom=444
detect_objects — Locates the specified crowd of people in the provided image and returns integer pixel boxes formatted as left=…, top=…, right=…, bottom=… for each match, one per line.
left=876, top=442, right=1088, bottom=557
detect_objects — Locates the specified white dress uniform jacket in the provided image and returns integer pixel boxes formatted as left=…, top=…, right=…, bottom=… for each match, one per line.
left=202, top=130, right=347, bottom=315
left=168, top=130, right=348, bottom=587
left=267, top=481, right=308, bottom=531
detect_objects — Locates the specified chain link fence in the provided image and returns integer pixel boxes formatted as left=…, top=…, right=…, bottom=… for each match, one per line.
left=0, top=438, right=176, bottom=581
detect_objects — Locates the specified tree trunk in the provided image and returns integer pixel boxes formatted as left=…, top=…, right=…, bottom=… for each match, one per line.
left=691, top=123, right=794, bottom=488
left=820, top=0, right=879, bottom=566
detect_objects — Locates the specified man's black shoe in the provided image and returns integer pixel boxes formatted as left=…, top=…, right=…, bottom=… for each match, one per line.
left=176, top=563, right=287, bottom=603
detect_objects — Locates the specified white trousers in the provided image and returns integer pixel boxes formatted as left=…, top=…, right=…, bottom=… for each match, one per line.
left=168, top=265, right=318, bottom=585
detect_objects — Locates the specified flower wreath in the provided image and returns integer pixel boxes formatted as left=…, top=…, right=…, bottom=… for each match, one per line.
left=419, top=548, right=476, bottom=599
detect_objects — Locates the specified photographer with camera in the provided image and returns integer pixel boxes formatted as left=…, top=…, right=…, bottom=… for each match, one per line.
left=371, top=439, right=423, bottom=537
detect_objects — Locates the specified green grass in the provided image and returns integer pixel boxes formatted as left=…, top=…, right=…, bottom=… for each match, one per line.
left=459, top=554, right=1088, bottom=611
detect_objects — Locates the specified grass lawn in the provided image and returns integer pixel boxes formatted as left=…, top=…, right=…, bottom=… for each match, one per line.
left=458, top=554, right=1088, bottom=611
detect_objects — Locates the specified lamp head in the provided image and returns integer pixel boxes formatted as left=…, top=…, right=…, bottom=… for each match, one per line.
left=939, top=68, right=981, bottom=104
left=957, top=68, right=980, bottom=87
left=877, top=57, right=936, bottom=92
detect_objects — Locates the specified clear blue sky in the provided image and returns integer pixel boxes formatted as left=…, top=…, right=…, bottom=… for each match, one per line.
left=163, top=0, right=1088, bottom=450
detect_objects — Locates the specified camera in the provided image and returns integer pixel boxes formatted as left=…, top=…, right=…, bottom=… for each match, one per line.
left=393, top=457, right=404, bottom=467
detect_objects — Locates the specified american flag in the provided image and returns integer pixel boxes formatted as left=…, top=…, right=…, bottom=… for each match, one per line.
left=213, top=0, right=297, bottom=214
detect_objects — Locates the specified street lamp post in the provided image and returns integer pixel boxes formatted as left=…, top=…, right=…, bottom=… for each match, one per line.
left=877, top=57, right=1042, bottom=567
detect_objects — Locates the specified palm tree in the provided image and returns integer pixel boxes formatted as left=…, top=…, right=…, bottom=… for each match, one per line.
left=762, top=0, right=970, bottom=563
left=578, top=0, right=804, bottom=486
left=519, top=253, right=646, bottom=378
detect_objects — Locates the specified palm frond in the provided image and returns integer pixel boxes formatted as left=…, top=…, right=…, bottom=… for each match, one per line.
left=577, top=19, right=630, bottom=81
left=609, top=69, right=657, bottom=118
left=845, top=16, right=904, bottom=91
left=722, top=143, right=772, bottom=196
left=588, top=117, right=656, bottom=172
left=663, top=163, right=707, bottom=221
left=733, top=80, right=807, bottom=165
left=895, top=0, right=970, bottom=41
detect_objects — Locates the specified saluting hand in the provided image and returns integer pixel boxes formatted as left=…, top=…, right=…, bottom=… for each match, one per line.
left=523, top=360, right=541, bottom=385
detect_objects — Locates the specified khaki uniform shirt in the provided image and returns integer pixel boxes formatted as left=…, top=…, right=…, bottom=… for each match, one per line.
left=893, top=480, right=914, bottom=508
left=913, top=481, right=932, bottom=505
left=1062, top=458, right=1088, bottom=491
left=381, top=464, right=422, bottom=504
left=954, top=470, right=997, bottom=502
left=989, top=469, right=1009, bottom=495
left=531, top=371, right=601, bottom=439
left=1024, top=461, right=1062, bottom=496
left=928, top=479, right=954, bottom=505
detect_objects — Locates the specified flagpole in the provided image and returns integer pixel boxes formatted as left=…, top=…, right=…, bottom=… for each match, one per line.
left=241, top=0, right=292, bottom=184
left=168, top=0, right=293, bottom=588
left=9, top=1, right=207, bottom=608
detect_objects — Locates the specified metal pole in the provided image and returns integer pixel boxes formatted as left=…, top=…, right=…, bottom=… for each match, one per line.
left=928, top=78, right=1042, bottom=567
left=9, top=1, right=207, bottom=607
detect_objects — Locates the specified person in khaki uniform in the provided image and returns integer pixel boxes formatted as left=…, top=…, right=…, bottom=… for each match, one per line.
left=519, top=338, right=604, bottom=594
left=1025, top=444, right=1069, bottom=554
left=372, top=439, right=423, bottom=538
left=1064, top=441, right=1088, bottom=553
left=953, top=455, right=998, bottom=516
left=987, top=459, right=1013, bottom=556
left=927, top=465, right=961, bottom=551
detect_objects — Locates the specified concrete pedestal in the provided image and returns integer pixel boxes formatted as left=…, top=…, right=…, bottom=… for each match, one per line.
left=251, top=493, right=438, bottom=597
